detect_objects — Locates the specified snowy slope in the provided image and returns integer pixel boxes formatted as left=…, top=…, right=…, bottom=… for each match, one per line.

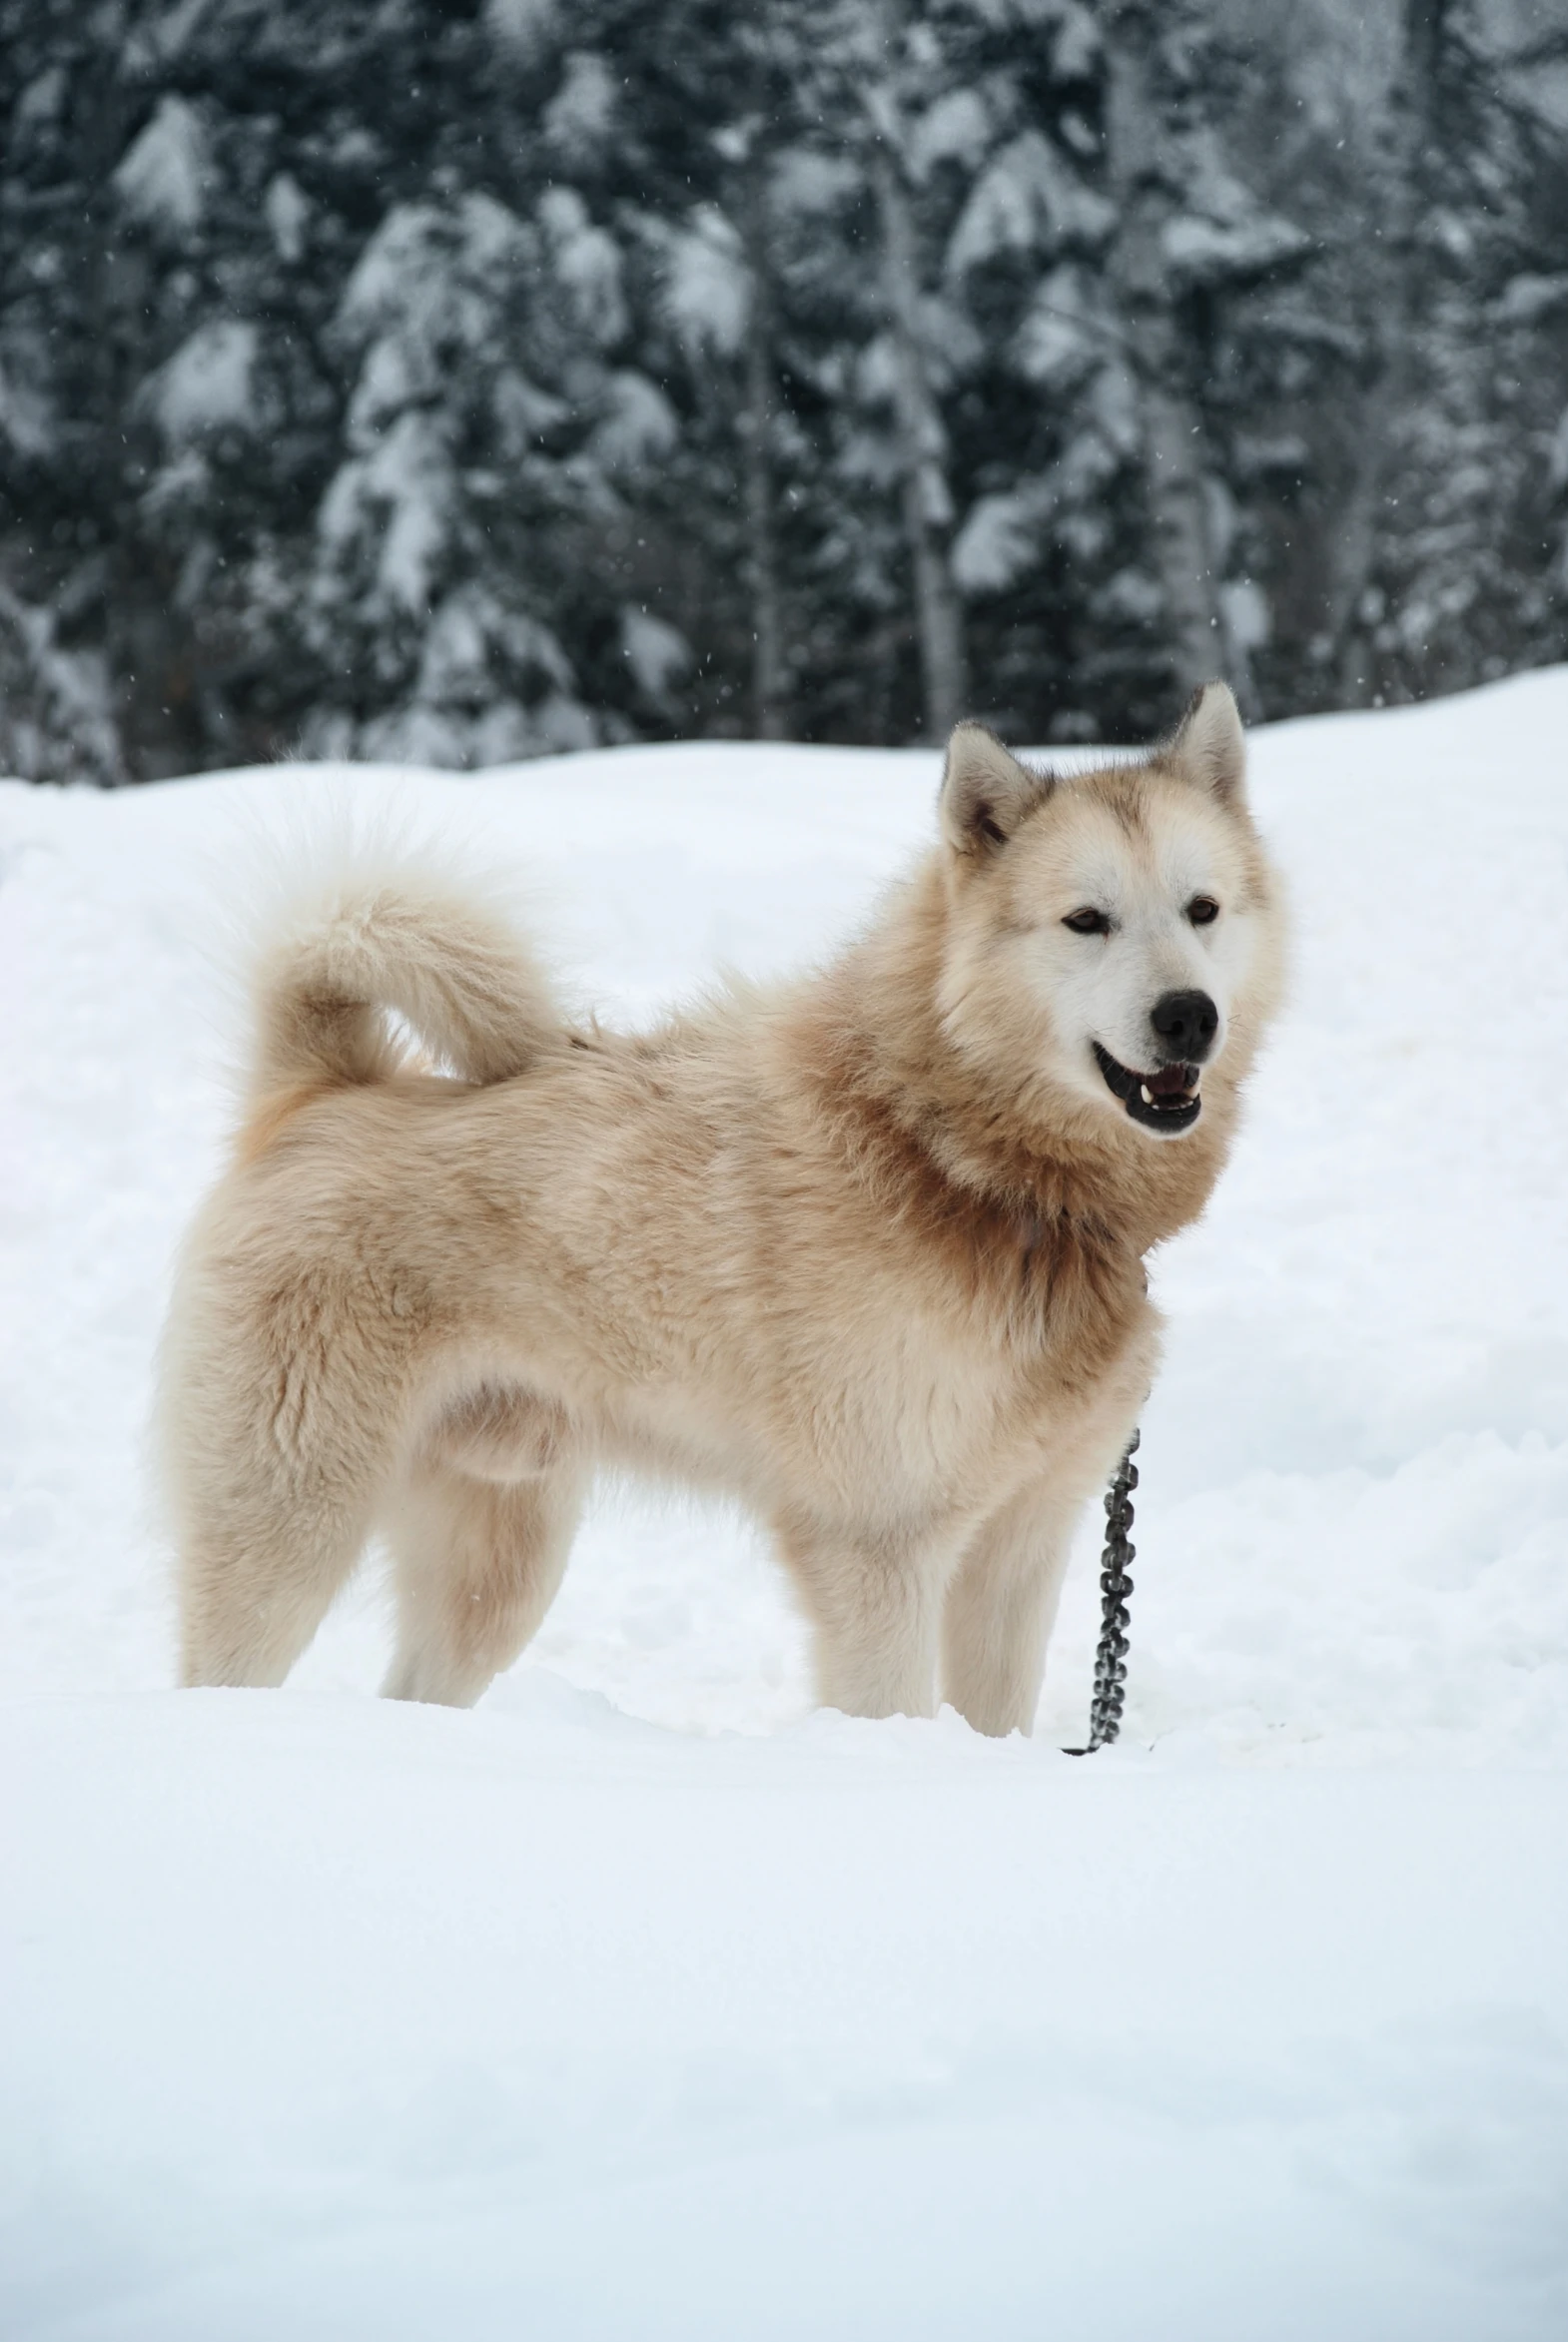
left=3, top=674, right=1568, bottom=2337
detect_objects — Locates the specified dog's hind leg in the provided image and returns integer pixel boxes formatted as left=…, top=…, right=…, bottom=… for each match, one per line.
left=175, top=1403, right=392, bottom=1692
left=380, top=1455, right=586, bottom=1708
left=174, top=1397, right=400, bottom=1692
left=180, top=1479, right=379, bottom=1691
left=165, top=1257, right=413, bottom=1691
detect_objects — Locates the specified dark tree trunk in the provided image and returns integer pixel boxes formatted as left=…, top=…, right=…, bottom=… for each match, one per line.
left=739, top=168, right=788, bottom=740
left=871, top=139, right=969, bottom=740
left=1327, top=0, right=1449, bottom=703
left=1104, top=3, right=1225, bottom=705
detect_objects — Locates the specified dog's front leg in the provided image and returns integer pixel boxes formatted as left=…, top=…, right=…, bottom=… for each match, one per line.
left=775, top=1514, right=955, bottom=1721
left=939, top=1472, right=1085, bottom=1738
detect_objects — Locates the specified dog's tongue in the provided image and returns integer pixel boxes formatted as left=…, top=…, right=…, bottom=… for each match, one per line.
left=1148, top=1064, right=1197, bottom=1098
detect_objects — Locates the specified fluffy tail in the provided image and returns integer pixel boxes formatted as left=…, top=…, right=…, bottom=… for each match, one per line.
left=247, top=860, right=563, bottom=1101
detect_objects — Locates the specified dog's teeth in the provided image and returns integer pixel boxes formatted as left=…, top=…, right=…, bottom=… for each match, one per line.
left=1141, top=1084, right=1153, bottom=1105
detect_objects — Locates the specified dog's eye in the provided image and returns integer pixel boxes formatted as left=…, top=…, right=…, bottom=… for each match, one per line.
left=1186, top=895, right=1219, bottom=926
left=1063, top=907, right=1111, bottom=937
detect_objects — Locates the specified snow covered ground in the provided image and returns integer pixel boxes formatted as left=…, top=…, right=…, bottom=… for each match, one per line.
left=4, top=673, right=1567, bottom=2336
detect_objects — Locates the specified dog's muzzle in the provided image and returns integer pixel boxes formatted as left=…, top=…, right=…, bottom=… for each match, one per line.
left=1093, top=1043, right=1202, bottom=1134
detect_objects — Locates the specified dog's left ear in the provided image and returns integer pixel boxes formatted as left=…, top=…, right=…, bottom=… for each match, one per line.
left=940, top=722, right=1051, bottom=855
left=1162, top=681, right=1246, bottom=805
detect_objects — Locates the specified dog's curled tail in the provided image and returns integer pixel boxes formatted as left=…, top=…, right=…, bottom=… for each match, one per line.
left=248, top=861, right=563, bottom=1101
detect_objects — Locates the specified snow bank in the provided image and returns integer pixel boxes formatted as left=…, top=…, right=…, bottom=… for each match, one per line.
left=3, top=671, right=1567, bottom=2334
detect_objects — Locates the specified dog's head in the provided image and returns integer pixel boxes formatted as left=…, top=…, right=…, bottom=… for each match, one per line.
left=935, top=683, right=1280, bottom=1141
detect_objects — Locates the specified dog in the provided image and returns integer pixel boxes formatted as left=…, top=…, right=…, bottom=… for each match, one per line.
left=157, top=681, right=1284, bottom=1735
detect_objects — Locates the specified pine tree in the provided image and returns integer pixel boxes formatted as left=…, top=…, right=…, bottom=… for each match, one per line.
left=302, top=184, right=612, bottom=762
left=1332, top=0, right=1568, bottom=704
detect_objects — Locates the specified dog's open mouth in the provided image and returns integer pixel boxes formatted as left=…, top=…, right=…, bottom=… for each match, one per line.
left=1093, top=1043, right=1202, bottom=1133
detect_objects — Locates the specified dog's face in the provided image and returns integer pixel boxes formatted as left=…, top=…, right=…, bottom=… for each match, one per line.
left=937, top=686, right=1278, bottom=1141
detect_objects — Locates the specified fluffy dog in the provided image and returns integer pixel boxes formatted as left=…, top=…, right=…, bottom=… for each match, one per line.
left=158, top=682, right=1284, bottom=1734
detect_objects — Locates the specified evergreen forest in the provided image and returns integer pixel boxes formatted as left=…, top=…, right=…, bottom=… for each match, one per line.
left=2, top=0, right=1566, bottom=781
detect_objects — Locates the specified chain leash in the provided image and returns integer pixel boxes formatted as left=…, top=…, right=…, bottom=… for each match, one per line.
left=1063, top=1428, right=1139, bottom=1756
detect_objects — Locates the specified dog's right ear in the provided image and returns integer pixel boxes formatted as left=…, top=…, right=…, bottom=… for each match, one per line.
left=940, top=723, right=1051, bottom=856
left=1161, top=680, right=1246, bottom=804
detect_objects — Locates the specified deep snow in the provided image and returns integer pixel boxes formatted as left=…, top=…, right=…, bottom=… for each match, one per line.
left=4, top=672, right=1568, bottom=2336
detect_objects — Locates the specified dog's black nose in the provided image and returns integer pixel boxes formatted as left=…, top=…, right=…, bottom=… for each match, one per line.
left=1151, top=989, right=1218, bottom=1063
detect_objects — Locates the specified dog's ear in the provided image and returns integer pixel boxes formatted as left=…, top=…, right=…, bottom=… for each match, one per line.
left=1161, top=680, right=1246, bottom=805
left=940, top=723, right=1051, bottom=855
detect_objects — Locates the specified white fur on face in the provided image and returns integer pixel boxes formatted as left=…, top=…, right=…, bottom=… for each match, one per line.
left=993, top=779, right=1264, bottom=1123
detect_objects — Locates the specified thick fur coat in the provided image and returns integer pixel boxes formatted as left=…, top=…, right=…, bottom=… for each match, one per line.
left=158, top=684, right=1284, bottom=1734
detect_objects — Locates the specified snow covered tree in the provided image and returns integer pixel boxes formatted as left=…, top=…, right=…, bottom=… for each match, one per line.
left=1323, top=0, right=1568, bottom=705
left=929, top=0, right=1309, bottom=733
left=302, top=186, right=611, bottom=763
left=1098, top=1, right=1311, bottom=709
left=542, top=0, right=802, bottom=739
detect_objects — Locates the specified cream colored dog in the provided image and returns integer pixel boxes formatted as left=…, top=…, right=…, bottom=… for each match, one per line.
left=158, top=683, right=1283, bottom=1734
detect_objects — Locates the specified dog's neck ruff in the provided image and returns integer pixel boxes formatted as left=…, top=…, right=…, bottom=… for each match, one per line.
left=816, top=1015, right=1224, bottom=1272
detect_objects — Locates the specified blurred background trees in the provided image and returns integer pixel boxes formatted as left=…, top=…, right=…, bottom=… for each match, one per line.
left=1, top=0, right=1565, bottom=780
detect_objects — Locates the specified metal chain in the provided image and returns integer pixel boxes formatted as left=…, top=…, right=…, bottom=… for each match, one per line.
left=1063, top=1429, right=1139, bottom=1756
